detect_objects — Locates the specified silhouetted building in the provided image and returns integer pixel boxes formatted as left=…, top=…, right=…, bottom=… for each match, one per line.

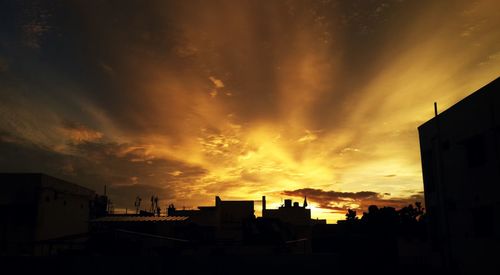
left=167, top=196, right=254, bottom=242
left=168, top=196, right=253, bottom=224
left=168, top=205, right=217, bottom=226
left=0, top=173, right=95, bottom=255
left=262, top=196, right=312, bottom=226
left=418, top=77, right=500, bottom=274
left=215, top=196, right=253, bottom=222
left=92, top=193, right=109, bottom=218
left=259, top=196, right=321, bottom=253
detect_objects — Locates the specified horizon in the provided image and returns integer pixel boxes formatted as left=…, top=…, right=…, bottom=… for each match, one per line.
left=1, top=0, right=500, bottom=223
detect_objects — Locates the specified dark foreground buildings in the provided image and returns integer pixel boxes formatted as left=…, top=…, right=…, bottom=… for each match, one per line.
left=419, top=77, right=500, bottom=274
left=164, top=196, right=321, bottom=254
left=1, top=173, right=322, bottom=257
left=0, top=173, right=96, bottom=255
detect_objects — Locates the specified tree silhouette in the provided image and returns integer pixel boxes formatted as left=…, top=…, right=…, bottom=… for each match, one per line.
left=343, top=202, right=427, bottom=240
left=346, top=209, right=358, bottom=221
left=399, top=202, right=424, bottom=223
left=398, top=202, right=426, bottom=240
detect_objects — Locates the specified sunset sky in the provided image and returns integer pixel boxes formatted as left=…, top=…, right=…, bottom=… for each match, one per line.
left=1, top=0, right=499, bottom=222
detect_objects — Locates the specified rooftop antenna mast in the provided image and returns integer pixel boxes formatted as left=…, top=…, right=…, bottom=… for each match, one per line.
left=134, top=196, right=142, bottom=214
left=107, top=199, right=114, bottom=214
left=154, top=196, right=160, bottom=216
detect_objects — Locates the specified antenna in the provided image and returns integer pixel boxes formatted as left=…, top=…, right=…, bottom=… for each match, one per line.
left=134, top=196, right=142, bottom=214
left=434, top=102, right=438, bottom=117
left=107, top=199, right=114, bottom=214
left=150, top=195, right=159, bottom=213
left=154, top=196, right=160, bottom=216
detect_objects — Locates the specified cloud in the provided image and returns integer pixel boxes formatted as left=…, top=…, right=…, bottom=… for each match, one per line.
left=99, top=62, right=115, bottom=75
left=22, top=22, right=50, bottom=48
left=209, top=76, right=224, bottom=88
left=282, top=188, right=424, bottom=213
left=297, top=130, right=318, bottom=143
left=20, top=2, right=52, bottom=49
left=60, top=121, right=103, bottom=144
left=168, top=170, right=183, bottom=176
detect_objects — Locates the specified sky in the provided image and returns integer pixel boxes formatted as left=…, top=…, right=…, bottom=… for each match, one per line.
left=0, top=0, right=499, bottom=222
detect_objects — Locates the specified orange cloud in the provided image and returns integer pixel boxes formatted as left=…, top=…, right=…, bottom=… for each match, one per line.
left=60, top=121, right=103, bottom=143
left=283, top=188, right=424, bottom=214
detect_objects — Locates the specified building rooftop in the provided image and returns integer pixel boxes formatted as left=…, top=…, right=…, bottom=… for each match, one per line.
left=91, top=216, right=189, bottom=223
left=418, top=76, right=499, bottom=129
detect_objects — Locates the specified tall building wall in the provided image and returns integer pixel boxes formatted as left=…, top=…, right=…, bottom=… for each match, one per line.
left=418, top=77, right=500, bottom=274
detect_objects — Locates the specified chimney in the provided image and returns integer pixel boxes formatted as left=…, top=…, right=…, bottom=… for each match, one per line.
left=262, top=196, right=266, bottom=214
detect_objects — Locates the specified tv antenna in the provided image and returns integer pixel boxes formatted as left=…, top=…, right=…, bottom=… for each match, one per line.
left=134, top=196, right=142, bottom=214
